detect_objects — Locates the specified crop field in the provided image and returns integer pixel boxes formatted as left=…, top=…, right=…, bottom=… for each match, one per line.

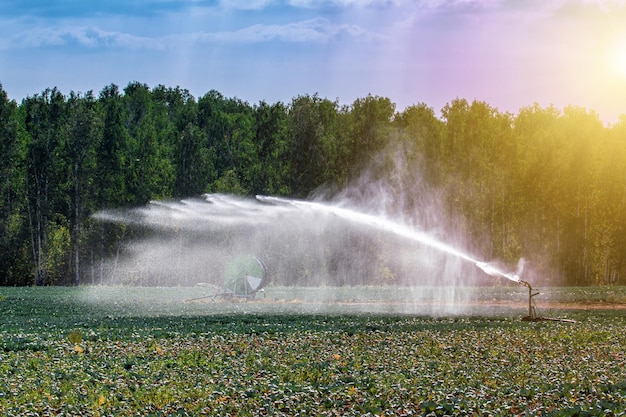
left=0, top=286, right=625, bottom=416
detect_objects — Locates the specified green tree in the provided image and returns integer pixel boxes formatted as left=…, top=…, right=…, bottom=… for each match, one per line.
left=1, top=80, right=625, bottom=287
left=62, top=91, right=102, bottom=284
left=174, top=122, right=215, bottom=197
left=344, top=95, right=395, bottom=175
left=606, top=116, right=626, bottom=284
left=395, top=103, right=444, bottom=169
left=251, top=101, right=292, bottom=195
left=123, top=82, right=175, bottom=204
left=0, top=84, right=29, bottom=285
left=394, top=102, right=445, bottom=201
left=96, top=84, right=130, bottom=207
left=557, top=107, right=618, bottom=285
left=288, top=94, right=343, bottom=196
left=440, top=100, right=518, bottom=262
left=198, top=91, right=256, bottom=194
left=23, top=88, right=68, bottom=285
left=151, top=86, right=215, bottom=197
left=512, top=104, right=563, bottom=279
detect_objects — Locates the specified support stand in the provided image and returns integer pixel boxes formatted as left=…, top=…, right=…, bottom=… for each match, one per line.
left=519, top=280, right=576, bottom=323
left=519, top=280, right=540, bottom=321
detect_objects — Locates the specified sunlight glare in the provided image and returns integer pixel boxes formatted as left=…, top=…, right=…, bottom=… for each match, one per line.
left=610, top=37, right=626, bottom=78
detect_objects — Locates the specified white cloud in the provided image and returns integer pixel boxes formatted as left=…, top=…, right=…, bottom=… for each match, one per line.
left=0, top=18, right=381, bottom=51
left=217, top=0, right=276, bottom=10
left=185, top=17, right=382, bottom=43
left=216, top=0, right=413, bottom=9
left=0, top=26, right=159, bottom=50
left=286, top=0, right=411, bottom=6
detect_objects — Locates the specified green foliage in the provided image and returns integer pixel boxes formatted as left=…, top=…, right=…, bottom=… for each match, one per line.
left=0, top=287, right=625, bottom=415
left=67, top=330, right=82, bottom=345
left=45, top=222, right=70, bottom=285
left=96, top=84, right=130, bottom=207
left=0, top=82, right=625, bottom=285
left=252, top=101, right=292, bottom=195
left=0, top=84, right=29, bottom=285
left=287, top=94, right=348, bottom=196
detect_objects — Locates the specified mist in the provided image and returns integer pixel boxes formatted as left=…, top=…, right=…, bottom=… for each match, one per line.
left=91, top=143, right=525, bottom=315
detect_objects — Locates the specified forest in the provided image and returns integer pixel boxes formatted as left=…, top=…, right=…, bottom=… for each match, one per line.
left=0, top=81, right=625, bottom=287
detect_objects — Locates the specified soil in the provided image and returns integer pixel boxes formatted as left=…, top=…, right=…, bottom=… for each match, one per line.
left=476, top=299, right=626, bottom=310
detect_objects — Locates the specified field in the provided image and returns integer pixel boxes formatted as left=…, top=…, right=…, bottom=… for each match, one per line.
left=1, top=286, right=625, bottom=416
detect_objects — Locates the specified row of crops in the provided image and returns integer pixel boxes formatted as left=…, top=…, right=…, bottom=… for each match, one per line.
left=0, top=286, right=625, bottom=415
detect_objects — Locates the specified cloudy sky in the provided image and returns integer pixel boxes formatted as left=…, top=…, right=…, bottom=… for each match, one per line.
left=1, top=0, right=625, bottom=123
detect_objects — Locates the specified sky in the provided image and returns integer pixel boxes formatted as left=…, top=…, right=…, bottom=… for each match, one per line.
left=1, top=0, right=626, bottom=123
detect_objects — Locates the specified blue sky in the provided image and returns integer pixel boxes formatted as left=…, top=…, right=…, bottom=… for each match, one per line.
left=1, top=0, right=625, bottom=123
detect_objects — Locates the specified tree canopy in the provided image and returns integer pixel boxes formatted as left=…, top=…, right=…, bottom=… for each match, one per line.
left=0, top=82, right=624, bottom=286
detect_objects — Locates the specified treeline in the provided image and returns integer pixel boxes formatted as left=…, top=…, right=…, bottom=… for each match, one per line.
left=0, top=82, right=625, bottom=286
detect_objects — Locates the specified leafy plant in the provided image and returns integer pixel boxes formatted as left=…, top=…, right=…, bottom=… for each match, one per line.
left=0, top=286, right=625, bottom=415
left=67, top=330, right=82, bottom=345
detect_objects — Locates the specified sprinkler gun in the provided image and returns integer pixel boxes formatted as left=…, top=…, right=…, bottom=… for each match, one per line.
left=518, top=279, right=577, bottom=323
left=519, top=280, right=540, bottom=321
left=475, top=260, right=575, bottom=322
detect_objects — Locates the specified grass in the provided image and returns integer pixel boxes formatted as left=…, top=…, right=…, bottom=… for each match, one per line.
left=0, top=286, right=625, bottom=416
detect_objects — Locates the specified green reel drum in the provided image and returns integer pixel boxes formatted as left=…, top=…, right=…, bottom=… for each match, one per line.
left=223, top=255, right=267, bottom=297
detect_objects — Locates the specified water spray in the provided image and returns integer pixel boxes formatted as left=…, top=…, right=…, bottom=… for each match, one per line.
left=94, top=193, right=576, bottom=320
left=259, top=195, right=576, bottom=321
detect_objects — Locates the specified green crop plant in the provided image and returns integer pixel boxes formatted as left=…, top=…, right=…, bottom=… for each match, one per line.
left=0, top=286, right=624, bottom=415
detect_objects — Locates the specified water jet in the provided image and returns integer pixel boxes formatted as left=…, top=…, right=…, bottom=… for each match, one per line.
left=94, top=193, right=554, bottom=318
